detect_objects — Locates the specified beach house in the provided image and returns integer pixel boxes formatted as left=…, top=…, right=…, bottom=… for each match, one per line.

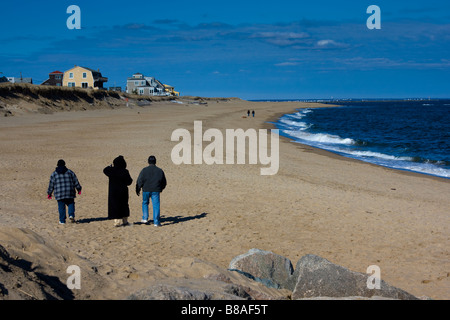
left=41, top=71, right=64, bottom=86
left=126, top=72, right=178, bottom=96
left=7, top=75, right=33, bottom=84
left=63, top=66, right=108, bottom=89
left=163, top=84, right=180, bottom=96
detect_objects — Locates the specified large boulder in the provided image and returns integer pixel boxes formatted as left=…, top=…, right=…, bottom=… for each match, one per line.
left=228, top=248, right=294, bottom=290
left=291, top=254, right=418, bottom=300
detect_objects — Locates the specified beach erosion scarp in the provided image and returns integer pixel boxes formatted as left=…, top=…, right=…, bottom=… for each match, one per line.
left=0, top=84, right=449, bottom=300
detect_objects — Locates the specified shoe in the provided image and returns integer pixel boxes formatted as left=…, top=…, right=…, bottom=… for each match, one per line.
left=69, top=217, right=75, bottom=223
left=59, top=221, right=65, bottom=225
left=141, top=219, right=148, bottom=224
left=154, top=224, right=161, bottom=227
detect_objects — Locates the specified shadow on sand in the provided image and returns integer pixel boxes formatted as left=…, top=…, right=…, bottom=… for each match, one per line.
left=75, top=217, right=109, bottom=224
left=75, top=213, right=208, bottom=226
left=133, top=212, right=208, bottom=226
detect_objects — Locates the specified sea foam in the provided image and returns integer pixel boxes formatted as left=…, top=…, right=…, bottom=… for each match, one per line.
left=275, top=104, right=450, bottom=179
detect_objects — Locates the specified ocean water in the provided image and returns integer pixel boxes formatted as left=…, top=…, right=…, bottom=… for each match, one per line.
left=272, top=99, right=450, bottom=179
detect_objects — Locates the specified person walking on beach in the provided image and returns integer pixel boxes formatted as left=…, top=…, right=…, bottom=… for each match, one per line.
left=247, top=110, right=250, bottom=117
left=103, top=156, right=133, bottom=227
left=136, top=155, right=167, bottom=227
left=47, top=159, right=82, bottom=224
left=252, top=110, right=255, bottom=117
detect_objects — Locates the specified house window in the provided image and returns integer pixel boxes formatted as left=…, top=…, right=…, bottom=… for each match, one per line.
left=82, top=73, right=87, bottom=79
left=68, top=82, right=75, bottom=87
left=139, top=88, right=144, bottom=95
left=135, top=81, right=139, bottom=85
left=69, top=73, right=74, bottom=79
left=56, top=83, right=61, bottom=86
left=55, top=75, right=61, bottom=79
left=81, top=82, right=88, bottom=88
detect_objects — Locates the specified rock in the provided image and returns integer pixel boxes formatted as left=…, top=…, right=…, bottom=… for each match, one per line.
left=291, top=254, right=418, bottom=300
left=297, top=296, right=398, bottom=300
left=228, top=248, right=294, bottom=290
left=227, top=269, right=281, bottom=289
left=127, top=270, right=291, bottom=301
left=126, top=278, right=247, bottom=300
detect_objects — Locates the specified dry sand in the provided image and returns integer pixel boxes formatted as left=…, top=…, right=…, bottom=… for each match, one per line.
left=0, top=98, right=448, bottom=299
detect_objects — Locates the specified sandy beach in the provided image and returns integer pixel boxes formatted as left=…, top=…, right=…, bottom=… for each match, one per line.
left=0, top=97, right=448, bottom=300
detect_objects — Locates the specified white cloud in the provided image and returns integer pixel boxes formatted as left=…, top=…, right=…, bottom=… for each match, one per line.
left=274, top=62, right=299, bottom=67
left=317, top=39, right=336, bottom=46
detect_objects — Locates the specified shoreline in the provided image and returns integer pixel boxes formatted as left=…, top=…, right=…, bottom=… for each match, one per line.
left=263, top=103, right=450, bottom=184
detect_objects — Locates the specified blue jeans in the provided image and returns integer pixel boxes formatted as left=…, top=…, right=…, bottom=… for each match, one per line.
left=142, top=192, right=160, bottom=225
left=57, top=198, right=75, bottom=223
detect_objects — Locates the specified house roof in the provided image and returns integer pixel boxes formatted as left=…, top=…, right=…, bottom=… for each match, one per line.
left=50, top=71, right=63, bottom=74
left=65, top=65, right=102, bottom=74
left=63, top=66, right=107, bottom=82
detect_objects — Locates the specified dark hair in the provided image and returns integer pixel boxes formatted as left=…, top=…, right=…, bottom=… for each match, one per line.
left=57, top=159, right=65, bottom=167
left=148, top=155, right=156, bottom=164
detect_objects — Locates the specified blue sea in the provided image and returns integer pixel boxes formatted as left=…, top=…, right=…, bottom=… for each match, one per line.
left=268, top=99, right=450, bottom=179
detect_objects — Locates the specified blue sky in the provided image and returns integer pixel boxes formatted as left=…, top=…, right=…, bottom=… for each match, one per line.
left=1, top=0, right=449, bottom=99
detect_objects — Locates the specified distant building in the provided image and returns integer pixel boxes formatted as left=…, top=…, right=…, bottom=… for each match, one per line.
left=163, top=84, right=180, bottom=96
left=63, top=66, right=108, bottom=89
left=41, top=71, right=64, bottom=86
left=0, top=76, right=9, bottom=83
left=7, top=76, right=33, bottom=84
left=109, top=86, right=122, bottom=92
left=126, top=72, right=178, bottom=96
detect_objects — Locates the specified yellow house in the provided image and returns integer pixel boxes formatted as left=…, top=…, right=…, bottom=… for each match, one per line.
left=63, top=66, right=108, bottom=89
left=164, top=84, right=180, bottom=96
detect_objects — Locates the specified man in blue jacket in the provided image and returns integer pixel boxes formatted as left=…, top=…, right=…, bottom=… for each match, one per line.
left=136, top=155, right=167, bottom=227
left=47, top=159, right=82, bottom=224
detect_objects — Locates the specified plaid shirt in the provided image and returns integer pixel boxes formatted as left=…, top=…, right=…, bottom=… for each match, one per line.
left=47, top=169, right=82, bottom=200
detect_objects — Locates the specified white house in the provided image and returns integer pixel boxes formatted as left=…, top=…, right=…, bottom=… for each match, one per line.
left=126, top=73, right=167, bottom=96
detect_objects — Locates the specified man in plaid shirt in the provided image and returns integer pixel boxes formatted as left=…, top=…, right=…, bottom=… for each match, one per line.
left=47, top=159, right=82, bottom=224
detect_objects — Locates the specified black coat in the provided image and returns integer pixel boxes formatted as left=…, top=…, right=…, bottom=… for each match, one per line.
left=136, top=164, right=167, bottom=193
left=103, top=165, right=133, bottom=219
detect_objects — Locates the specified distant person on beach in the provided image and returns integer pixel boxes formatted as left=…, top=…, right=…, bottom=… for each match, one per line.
left=103, top=155, right=133, bottom=227
left=136, top=155, right=167, bottom=227
left=47, top=159, right=82, bottom=224
left=252, top=110, right=255, bottom=117
left=247, top=110, right=250, bottom=117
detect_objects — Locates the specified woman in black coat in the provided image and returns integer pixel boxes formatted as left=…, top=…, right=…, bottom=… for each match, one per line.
left=103, top=155, right=133, bottom=227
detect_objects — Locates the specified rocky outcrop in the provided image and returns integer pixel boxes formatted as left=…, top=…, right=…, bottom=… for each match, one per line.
left=127, top=278, right=248, bottom=300
left=291, top=254, right=418, bottom=300
left=229, top=248, right=294, bottom=290
left=227, top=249, right=418, bottom=300
left=0, top=229, right=421, bottom=300
left=126, top=249, right=420, bottom=300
